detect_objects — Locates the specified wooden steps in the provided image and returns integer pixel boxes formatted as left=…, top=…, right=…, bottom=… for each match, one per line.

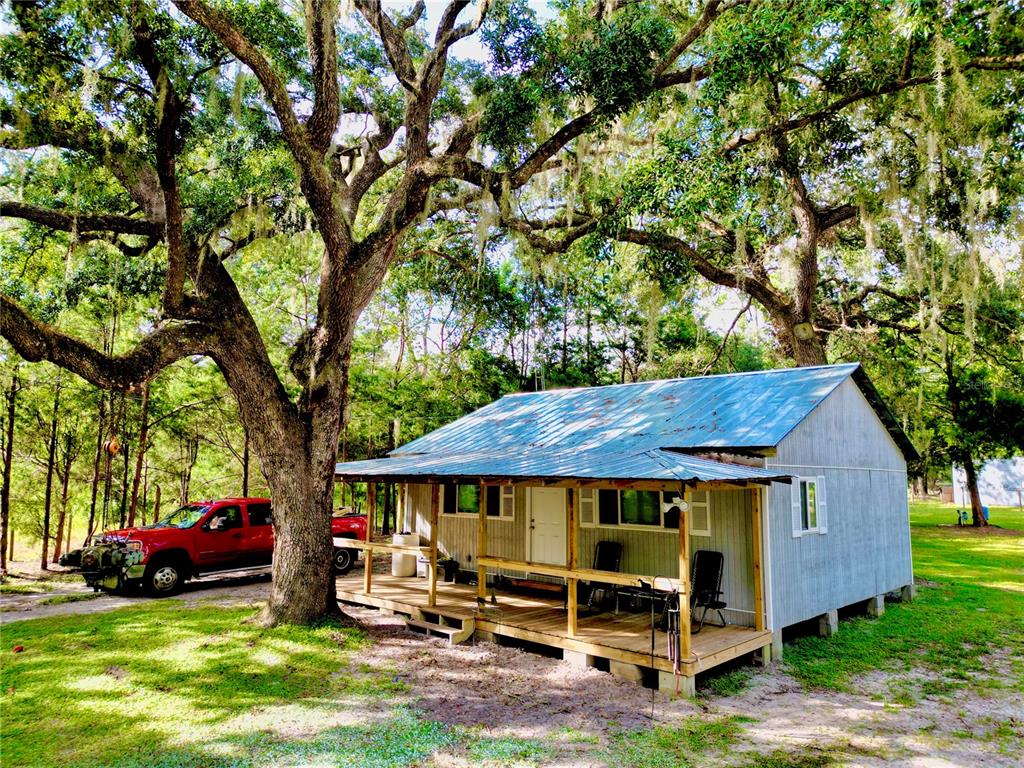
left=405, top=615, right=475, bottom=645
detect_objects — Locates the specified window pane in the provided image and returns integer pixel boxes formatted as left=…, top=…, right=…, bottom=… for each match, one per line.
left=248, top=503, right=272, bottom=526
left=800, top=481, right=811, bottom=530
left=663, top=505, right=679, bottom=529
left=806, top=482, right=817, bottom=528
left=443, top=483, right=456, bottom=515
left=457, top=484, right=479, bottom=514
left=598, top=490, right=619, bottom=525
left=621, top=490, right=660, bottom=526
left=486, top=486, right=500, bottom=516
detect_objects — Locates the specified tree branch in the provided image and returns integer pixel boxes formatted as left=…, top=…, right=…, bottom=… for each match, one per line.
left=304, top=0, right=341, bottom=152
left=172, top=0, right=344, bottom=252
left=0, top=106, right=165, bottom=221
left=723, top=56, right=1024, bottom=153
left=1, top=295, right=214, bottom=391
left=0, top=201, right=163, bottom=238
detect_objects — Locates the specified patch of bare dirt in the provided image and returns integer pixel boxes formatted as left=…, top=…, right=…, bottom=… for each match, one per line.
left=344, top=604, right=1024, bottom=767
left=935, top=524, right=1023, bottom=536
left=341, top=603, right=697, bottom=737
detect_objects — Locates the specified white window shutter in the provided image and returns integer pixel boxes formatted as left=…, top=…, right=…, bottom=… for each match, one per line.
left=791, top=481, right=802, bottom=537
left=501, top=486, right=515, bottom=518
left=816, top=475, right=827, bottom=533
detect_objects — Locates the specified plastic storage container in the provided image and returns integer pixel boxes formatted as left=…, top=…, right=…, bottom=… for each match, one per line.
left=391, top=532, right=419, bottom=577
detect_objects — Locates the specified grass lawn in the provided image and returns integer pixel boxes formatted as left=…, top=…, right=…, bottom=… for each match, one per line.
left=2, top=501, right=1021, bottom=767
left=783, top=502, right=1024, bottom=698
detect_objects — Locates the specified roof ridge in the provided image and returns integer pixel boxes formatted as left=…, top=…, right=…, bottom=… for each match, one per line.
left=498, top=362, right=860, bottom=399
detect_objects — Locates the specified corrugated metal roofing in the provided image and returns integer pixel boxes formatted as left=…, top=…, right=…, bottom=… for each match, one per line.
left=394, top=363, right=861, bottom=457
left=333, top=449, right=792, bottom=486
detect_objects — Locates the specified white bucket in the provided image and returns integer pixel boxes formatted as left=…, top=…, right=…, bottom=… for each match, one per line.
left=391, top=532, right=419, bottom=577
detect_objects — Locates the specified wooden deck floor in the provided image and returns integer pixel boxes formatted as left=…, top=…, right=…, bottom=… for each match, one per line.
left=336, top=572, right=771, bottom=677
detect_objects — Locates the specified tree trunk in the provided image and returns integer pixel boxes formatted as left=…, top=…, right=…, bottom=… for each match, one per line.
left=772, top=314, right=828, bottom=367
left=962, top=453, right=987, bottom=527
left=153, top=483, right=162, bottom=524
left=41, top=378, right=62, bottom=569
left=86, top=394, right=106, bottom=542
left=1, top=367, right=18, bottom=574
left=119, top=438, right=130, bottom=528
left=51, top=440, right=73, bottom=563
left=242, top=429, right=250, bottom=497
left=128, top=383, right=150, bottom=527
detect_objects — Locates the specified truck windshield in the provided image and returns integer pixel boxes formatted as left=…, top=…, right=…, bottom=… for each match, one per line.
left=153, top=505, right=210, bottom=529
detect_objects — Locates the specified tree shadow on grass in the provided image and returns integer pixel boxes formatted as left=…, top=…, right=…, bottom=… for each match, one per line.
left=0, top=601, right=414, bottom=768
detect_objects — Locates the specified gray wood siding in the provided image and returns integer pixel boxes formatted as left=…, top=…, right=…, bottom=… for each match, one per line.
left=409, top=483, right=755, bottom=627
left=766, top=377, right=912, bottom=629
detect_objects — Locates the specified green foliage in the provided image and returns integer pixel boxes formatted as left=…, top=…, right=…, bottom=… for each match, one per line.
left=605, top=716, right=745, bottom=768
left=465, top=735, right=552, bottom=766
left=478, top=1, right=673, bottom=163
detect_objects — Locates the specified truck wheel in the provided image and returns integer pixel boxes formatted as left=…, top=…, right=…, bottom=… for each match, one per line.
left=144, top=559, right=185, bottom=596
left=332, top=547, right=355, bottom=575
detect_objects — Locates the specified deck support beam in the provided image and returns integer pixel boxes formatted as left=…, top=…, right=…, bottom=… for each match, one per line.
left=818, top=609, right=839, bottom=637
left=866, top=594, right=885, bottom=618
left=769, top=629, right=784, bottom=661
left=658, top=670, right=696, bottom=698
left=899, top=584, right=916, bottom=603
left=477, top=481, right=488, bottom=603
left=429, top=483, right=439, bottom=607
left=567, top=487, right=578, bottom=637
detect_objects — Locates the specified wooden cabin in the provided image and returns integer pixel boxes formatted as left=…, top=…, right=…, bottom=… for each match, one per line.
left=333, top=363, right=916, bottom=695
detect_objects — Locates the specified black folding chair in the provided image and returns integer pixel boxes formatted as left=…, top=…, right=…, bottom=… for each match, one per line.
left=690, top=549, right=727, bottom=633
left=583, top=540, right=623, bottom=612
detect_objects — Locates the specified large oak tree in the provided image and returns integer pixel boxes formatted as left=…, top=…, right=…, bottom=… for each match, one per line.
left=1, top=0, right=758, bottom=624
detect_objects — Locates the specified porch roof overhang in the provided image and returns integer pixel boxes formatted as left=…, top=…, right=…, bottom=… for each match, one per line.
left=333, top=449, right=794, bottom=488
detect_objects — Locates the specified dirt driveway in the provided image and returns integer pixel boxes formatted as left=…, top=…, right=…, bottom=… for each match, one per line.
left=0, top=563, right=271, bottom=622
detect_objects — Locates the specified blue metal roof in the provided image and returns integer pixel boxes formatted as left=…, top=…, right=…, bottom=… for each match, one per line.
left=394, top=363, right=861, bottom=457
left=333, top=449, right=792, bottom=486
left=334, top=363, right=915, bottom=482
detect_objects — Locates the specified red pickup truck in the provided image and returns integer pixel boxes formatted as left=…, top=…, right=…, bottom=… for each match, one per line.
left=62, top=498, right=367, bottom=596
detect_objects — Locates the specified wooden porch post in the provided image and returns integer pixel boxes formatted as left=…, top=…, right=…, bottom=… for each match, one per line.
left=398, top=483, right=406, bottom=531
left=477, top=482, right=488, bottom=602
left=429, top=483, right=440, bottom=607
left=567, top=487, right=578, bottom=637
left=751, top=487, right=765, bottom=632
left=363, top=481, right=376, bottom=594
left=679, top=485, right=692, bottom=661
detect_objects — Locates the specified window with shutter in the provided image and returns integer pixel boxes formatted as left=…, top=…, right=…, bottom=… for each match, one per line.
left=482, top=486, right=515, bottom=520
left=579, top=488, right=595, bottom=526
left=689, top=490, right=711, bottom=536
left=500, top=485, right=515, bottom=519
left=792, top=477, right=824, bottom=535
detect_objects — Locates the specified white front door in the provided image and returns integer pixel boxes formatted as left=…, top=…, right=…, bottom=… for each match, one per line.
left=529, top=487, right=566, bottom=565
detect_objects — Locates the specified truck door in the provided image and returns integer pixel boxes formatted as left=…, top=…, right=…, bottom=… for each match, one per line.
left=244, top=502, right=274, bottom=566
left=195, top=505, right=246, bottom=568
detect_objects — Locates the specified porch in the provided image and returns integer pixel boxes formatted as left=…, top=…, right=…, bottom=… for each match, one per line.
left=335, top=571, right=772, bottom=680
